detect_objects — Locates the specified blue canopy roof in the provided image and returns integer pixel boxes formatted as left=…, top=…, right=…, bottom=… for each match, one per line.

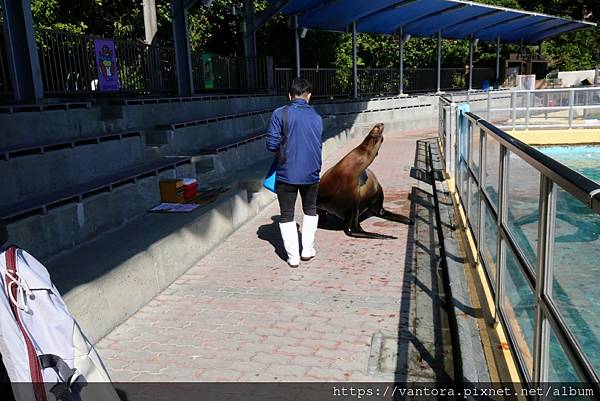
left=273, top=0, right=595, bottom=44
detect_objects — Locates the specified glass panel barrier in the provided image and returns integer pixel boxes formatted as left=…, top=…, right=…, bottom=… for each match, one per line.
left=502, top=241, right=536, bottom=376
left=459, top=159, right=469, bottom=203
left=551, top=185, right=600, bottom=376
left=468, top=175, right=480, bottom=240
left=480, top=201, right=498, bottom=289
left=548, top=328, right=581, bottom=382
left=470, top=125, right=480, bottom=174
left=484, top=135, right=500, bottom=210
left=505, top=150, right=540, bottom=270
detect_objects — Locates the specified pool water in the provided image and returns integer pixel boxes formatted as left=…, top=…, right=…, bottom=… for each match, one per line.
left=539, top=145, right=600, bottom=184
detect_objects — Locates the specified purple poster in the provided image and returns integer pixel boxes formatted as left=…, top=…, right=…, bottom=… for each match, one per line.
left=94, top=38, right=120, bottom=91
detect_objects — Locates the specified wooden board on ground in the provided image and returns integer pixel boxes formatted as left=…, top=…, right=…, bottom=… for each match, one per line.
left=149, top=188, right=229, bottom=213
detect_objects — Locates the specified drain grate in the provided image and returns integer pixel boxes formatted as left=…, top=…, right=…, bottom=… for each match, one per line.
left=368, top=332, right=402, bottom=375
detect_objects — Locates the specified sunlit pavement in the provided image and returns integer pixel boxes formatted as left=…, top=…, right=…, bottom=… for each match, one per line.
left=95, top=128, right=449, bottom=382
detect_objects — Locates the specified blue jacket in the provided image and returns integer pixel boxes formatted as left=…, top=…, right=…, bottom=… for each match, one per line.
left=266, top=98, right=323, bottom=185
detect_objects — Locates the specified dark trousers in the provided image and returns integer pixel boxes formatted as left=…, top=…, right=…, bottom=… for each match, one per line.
left=275, top=181, right=319, bottom=223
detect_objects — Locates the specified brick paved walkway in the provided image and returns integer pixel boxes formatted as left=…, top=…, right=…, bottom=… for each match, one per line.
left=95, top=127, right=452, bottom=382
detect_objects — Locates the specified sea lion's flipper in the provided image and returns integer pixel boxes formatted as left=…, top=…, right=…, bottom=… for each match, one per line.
left=343, top=225, right=397, bottom=239
left=378, top=208, right=414, bottom=225
left=344, top=209, right=397, bottom=239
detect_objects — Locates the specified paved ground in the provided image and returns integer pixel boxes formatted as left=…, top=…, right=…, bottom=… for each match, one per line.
left=95, top=127, right=453, bottom=382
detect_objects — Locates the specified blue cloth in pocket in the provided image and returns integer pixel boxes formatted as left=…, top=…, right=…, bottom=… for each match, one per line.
left=263, top=159, right=278, bottom=193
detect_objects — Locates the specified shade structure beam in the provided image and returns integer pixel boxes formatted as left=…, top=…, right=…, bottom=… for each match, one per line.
left=440, top=8, right=504, bottom=35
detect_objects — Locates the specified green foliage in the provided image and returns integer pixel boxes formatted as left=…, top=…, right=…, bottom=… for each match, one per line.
left=22, top=0, right=600, bottom=71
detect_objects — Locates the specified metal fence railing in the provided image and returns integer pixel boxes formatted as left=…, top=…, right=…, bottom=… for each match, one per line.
left=274, top=67, right=495, bottom=97
left=472, top=87, right=600, bottom=130
left=274, top=68, right=349, bottom=97
left=36, top=28, right=177, bottom=96
left=439, top=95, right=600, bottom=385
left=191, top=53, right=271, bottom=93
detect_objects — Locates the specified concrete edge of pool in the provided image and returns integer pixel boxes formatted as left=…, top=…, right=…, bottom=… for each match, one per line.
left=511, top=129, right=600, bottom=146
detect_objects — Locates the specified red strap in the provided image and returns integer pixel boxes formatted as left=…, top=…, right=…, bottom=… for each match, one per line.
left=5, top=247, right=47, bottom=401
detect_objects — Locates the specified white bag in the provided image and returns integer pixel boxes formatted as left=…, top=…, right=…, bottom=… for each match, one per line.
left=0, top=246, right=121, bottom=401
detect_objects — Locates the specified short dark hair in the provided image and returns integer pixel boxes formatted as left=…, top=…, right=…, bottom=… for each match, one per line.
left=289, top=78, right=312, bottom=97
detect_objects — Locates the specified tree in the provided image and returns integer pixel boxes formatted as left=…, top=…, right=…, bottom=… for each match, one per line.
left=21, top=0, right=600, bottom=71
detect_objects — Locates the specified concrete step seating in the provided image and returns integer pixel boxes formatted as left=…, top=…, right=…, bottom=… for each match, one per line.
left=190, top=130, right=271, bottom=183
left=196, top=130, right=267, bottom=155
left=148, top=108, right=272, bottom=160
left=4, top=156, right=193, bottom=260
left=0, top=129, right=143, bottom=160
left=0, top=156, right=191, bottom=221
left=0, top=130, right=146, bottom=207
left=0, top=100, right=91, bottom=114
left=113, top=93, right=277, bottom=106
left=159, top=108, right=272, bottom=131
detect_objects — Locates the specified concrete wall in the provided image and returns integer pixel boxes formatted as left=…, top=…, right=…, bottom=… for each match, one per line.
left=0, top=95, right=286, bottom=149
left=0, top=136, right=146, bottom=207
left=7, top=163, right=194, bottom=261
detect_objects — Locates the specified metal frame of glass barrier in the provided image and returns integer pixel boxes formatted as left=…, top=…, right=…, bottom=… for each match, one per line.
left=438, top=96, right=600, bottom=386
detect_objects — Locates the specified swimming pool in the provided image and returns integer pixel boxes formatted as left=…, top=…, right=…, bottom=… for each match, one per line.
left=539, top=145, right=600, bottom=184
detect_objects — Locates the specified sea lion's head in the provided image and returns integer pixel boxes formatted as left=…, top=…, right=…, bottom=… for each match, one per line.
left=0, top=219, right=7, bottom=247
left=365, top=123, right=385, bottom=156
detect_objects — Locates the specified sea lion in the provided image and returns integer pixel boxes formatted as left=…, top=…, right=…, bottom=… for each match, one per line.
left=316, top=123, right=412, bottom=239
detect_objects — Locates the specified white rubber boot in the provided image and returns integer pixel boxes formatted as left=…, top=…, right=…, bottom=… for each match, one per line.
left=301, top=214, right=319, bottom=261
left=279, top=221, right=300, bottom=267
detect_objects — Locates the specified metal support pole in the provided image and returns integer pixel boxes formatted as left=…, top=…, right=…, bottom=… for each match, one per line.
left=294, top=15, right=301, bottom=78
left=399, top=27, right=404, bottom=96
left=243, top=0, right=257, bottom=88
left=1, top=0, right=44, bottom=101
left=568, top=89, right=575, bottom=128
left=436, top=30, right=442, bottom=93
left=525, top=91, right=531, bottom=129
left=519, top=39, right=524, bottom=55
left=532, top=175, right=556, bottom=384
left=511, top=91, right=517, bottom=130
left=171, top=0, right=194, bottom=96
left=450, top=102, right=457, bottom=177
left=468, top=35, right=474, bottom=92
left=495, top=37, right=501, bottom=86
left=352, top=21, right=358, bottom=98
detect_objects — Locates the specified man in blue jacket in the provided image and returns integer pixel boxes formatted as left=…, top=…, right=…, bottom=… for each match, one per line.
left=266, top=79, right=323, bottom=267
